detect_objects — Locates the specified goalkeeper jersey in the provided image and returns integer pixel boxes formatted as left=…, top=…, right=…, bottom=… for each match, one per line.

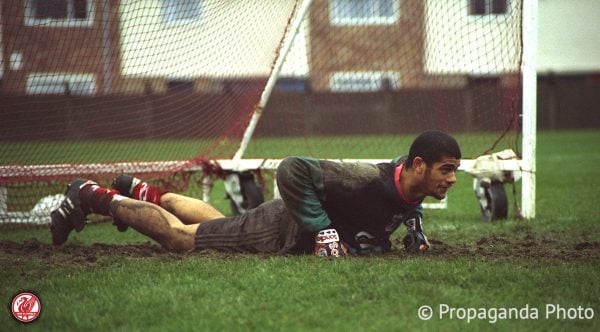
left=276, top=156, right=423, bottom=253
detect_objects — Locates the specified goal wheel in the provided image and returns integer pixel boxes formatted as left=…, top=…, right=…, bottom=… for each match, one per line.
left=479, top=181, right=508, bottom=221
left=228, top=172, right=264, bottom=215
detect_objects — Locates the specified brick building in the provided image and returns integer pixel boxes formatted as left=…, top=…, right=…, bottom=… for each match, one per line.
left=1, top=0, right=122, bottom=95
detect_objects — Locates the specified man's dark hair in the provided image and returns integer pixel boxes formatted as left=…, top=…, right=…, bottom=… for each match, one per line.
left=404, top=130, right=461, bottom=168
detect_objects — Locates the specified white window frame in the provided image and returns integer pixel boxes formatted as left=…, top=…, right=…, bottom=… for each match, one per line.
left=330, top=0, right=399, bottom=26
left=468, top=0, right=511, bottom=16
left=24, top=0, right=95, bottom=27
left=26, top=73, right=97, bottom=95
left=330, top=71, right=399, bottom=92
left=162, top=0, right=202, bottom=26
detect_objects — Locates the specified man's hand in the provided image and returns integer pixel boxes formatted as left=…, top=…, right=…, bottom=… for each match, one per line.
left=403, top=215, right=431, bottom=252
left=314, top=229, right=349, bottom=257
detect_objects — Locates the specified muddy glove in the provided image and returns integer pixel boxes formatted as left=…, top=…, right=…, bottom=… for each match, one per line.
left=403, top=214, right=431, bottom=252
left=314, top=229, right=349, bottom=257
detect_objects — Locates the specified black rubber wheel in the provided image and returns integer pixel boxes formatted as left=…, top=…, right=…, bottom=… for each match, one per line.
left=229, top=172, right=264, bottom=215
left=480, top=181, right=508, bottom=221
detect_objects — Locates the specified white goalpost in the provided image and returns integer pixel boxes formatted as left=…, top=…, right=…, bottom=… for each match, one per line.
left=520, top=0, right=538, bottom=219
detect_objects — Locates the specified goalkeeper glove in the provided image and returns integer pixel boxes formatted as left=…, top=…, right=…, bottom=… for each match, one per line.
left=314, top=229, right=349, bottom=257
left=403, top=214, right=431, bottom=252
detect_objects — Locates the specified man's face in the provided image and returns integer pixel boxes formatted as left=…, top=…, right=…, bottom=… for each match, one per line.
left=422, top=157, right=460, bottom=200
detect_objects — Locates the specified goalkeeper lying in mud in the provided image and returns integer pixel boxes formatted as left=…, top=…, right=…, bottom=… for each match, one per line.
left=50, top=130, right=461, bottom=256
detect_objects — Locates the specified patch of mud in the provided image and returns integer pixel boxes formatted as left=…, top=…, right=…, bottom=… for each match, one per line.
left=574, top=241, right=600, bottom=251
left=1, top=234, right=599, bottom=267
left=0, top=238, right=187, bottom=268
left=392, top=235, right=600, bottom=261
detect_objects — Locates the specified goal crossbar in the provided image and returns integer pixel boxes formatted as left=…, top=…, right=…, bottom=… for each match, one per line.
left=0, top=158, right=524, bottom=224
left=0, top=158, right=524, bottom=182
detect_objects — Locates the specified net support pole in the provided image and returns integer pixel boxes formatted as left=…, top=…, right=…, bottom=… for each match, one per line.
left=231, top=0, right=313, bottom=164
left=102, top=0, right=112, bottom=94
left=521, top=0, right=538, bottom=219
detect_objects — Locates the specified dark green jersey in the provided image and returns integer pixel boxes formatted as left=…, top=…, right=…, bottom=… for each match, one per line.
left=277, top=156, right=423, bottom=253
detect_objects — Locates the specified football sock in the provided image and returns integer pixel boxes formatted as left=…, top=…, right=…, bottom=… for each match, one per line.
left=80, top=184, right=119, bottom=216
left=131, top=182, right=167, bottom=206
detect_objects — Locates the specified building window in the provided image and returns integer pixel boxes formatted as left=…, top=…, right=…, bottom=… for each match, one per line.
left=24, top=0, right=94, bottom=27
left=330, top=71, right=399, bottom=92
left=330, top=0, right=398, bottom=26
left=163, top=0, right=202, bottom=25
left=26, top=73, right=97, bottom=95
left=469, top=0, right=509, bottom=15
left=275, top=78, right=306, bottom=93
left=167, top=80, right=195, bottom=93
left=10, top=53, right=24, bottom=71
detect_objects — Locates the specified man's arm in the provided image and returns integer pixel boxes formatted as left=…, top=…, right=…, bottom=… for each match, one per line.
left=276, top=157, right=331, bottom=232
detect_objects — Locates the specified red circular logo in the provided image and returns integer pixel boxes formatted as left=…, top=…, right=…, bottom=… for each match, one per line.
left=11, top=292, right=41, bottom=323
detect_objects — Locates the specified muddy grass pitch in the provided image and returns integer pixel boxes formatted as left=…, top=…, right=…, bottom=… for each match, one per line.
left=1, top=233, right=598, bottom=268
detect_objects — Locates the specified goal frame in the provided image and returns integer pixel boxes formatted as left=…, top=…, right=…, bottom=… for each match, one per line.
left=221, top=0, right=537, bottom=218
left=0, top=0, right=537, bottom=222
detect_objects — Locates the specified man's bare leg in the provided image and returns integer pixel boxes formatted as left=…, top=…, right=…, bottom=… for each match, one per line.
left=110, top=197, right=199, bottom=252
left=159, top=193, right=225, bottom=225
left=50, top=179, right=204, bottom=251
left=111, top=175, right=225, bottom=225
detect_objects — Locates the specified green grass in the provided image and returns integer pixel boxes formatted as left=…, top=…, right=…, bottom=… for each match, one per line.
left=1, top=255, right=597, bottom=331
left=0, top=139, right=229, bottom=164
left=1, top=130, right=599, bottom=331
left=1, top=132, right=520, bottom=164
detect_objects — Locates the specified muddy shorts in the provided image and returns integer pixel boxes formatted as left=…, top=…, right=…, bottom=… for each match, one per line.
left=194, top=199, right=314, bottom=254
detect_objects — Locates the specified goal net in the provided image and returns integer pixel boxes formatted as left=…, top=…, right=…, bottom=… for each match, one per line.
left=0, top=0, right=534, bottom=224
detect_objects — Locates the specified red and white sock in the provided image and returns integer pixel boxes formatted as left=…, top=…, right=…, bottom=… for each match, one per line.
left=80, top=184, right=120, bottom=216
left=131, top=182, right=167, bottom=206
